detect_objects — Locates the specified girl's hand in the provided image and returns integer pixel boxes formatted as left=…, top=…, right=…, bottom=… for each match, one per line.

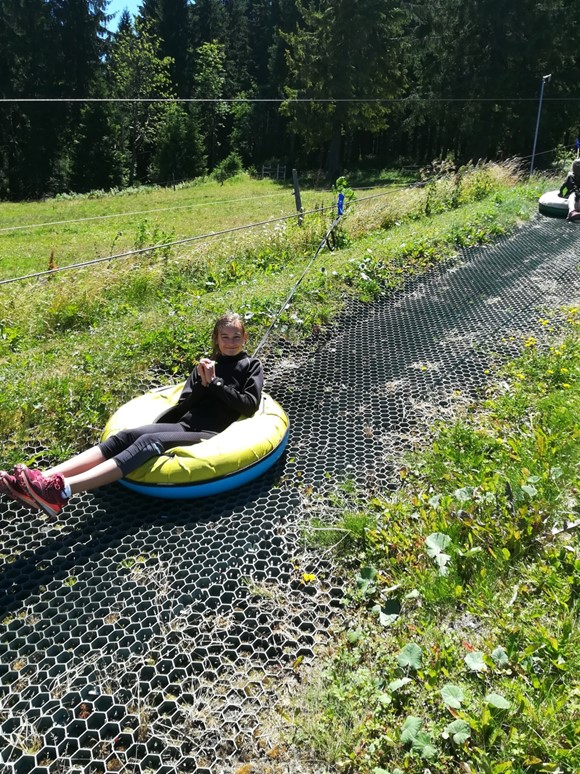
left=204, top=359, right=216, bottom=383
left=198, top=358, right=216, bottom=386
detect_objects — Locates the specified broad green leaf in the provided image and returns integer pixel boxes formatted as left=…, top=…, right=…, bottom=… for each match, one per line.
left=485, top=692, right=511, bottom=709
left=458, top=546, right=483, bottom=557
left=454, top=486, right=473, bottom=503
left=491, top=646, right=509, bottom=667
left=380, top=611, right=399, bottom=627
left=356, top=566, right=378, bottom=595
left=346, top=629, right=363, bottom=644
left=440, top=683, right=464, bottom=708
left=398, top=643, right=423, bottom=670
left=491, top=763, right=514, bottom=772
left=400, top=715, right=422, bottom=743
left=444, top=719, right=471, bottom=744
left=378, top=692, right=392, bottom=706
left=480, top=702, right=491, bottom=728
left=521, top=759, right=559, bottom=771
left=464, top=651, right=487, bottom=672
left=388, top=677, right=412, bottom=692
left=412, top=731, right=437, bottom=759
left=425, top=532, right=452, bottom=557
left=435, top=552, right=451, bottom=575
left=521, top=484, right=537, bottom=497
left=376, top=598, right=401, bottom=627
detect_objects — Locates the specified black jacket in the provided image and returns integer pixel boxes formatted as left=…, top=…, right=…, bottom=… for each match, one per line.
left=156, top=352, right=264, bottom=433
left=559, top=172, right=580, bottom=198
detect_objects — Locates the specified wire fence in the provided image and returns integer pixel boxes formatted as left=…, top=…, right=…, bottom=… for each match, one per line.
left=0, top=153, right=568, bottom=290
left=0, top=183, right=419, bottom=288
left=0, top=190, right=293, bottom=235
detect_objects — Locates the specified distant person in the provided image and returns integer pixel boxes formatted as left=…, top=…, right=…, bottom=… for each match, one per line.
left=0, top=313, right=264, bottom=517
left=558, top=159, right=580, bottom=221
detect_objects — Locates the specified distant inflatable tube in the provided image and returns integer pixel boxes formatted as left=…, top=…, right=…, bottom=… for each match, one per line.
left=101, top=384, right=289, bottom=499
left=538, top=189, right=568, bottom=218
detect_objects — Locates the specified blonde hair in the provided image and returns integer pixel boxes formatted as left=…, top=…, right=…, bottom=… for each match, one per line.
left=211, top=312, right=246, bottom=358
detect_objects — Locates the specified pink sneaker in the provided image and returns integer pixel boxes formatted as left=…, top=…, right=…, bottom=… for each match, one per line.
left=0, top=470, right=40, bottom=511
left=15, top=464, right=47, bottom=488
left=18, top=467, right=69, bottom=518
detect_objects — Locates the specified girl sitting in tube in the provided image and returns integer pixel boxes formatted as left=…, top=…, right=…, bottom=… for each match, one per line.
left=0, top=312, right=264, bottom=517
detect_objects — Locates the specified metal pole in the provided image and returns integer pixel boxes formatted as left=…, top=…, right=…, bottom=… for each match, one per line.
left=530, top=74, right=551, bottom=176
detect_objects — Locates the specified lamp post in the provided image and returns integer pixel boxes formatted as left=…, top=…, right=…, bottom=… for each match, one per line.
left=530, top=73, right=551, bottom=176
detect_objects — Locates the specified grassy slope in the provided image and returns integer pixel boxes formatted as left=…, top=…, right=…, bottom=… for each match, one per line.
left=290, top=312, right=579, bottom=774
left=2, top=166, right=577, bottom=772
left=0, top=165, right=545, bottom=465
left=0, top=176, right=339, bottom=279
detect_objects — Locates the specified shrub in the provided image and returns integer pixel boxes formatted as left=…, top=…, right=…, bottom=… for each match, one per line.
left=212, top=152, right=244, bottom=184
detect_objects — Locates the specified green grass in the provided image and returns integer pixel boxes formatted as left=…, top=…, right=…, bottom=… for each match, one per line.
left=289, top=308, right=580, bottom=773
left=0, top=163, right=547, bottom=465
left=0, top=173, right=337, bottom=280
left=0, top=169, right=414, bottom=280
left=0, top=163, right=574, bottom=771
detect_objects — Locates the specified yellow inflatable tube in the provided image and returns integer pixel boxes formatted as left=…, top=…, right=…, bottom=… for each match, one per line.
left=101, top=384, right=289, bottom=498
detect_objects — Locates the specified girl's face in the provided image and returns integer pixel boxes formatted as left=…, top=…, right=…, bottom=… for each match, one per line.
left=216, top=322, right=247, bottom=356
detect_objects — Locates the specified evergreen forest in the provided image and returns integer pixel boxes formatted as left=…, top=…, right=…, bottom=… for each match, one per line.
left=0, top=0, right=577, bottom=200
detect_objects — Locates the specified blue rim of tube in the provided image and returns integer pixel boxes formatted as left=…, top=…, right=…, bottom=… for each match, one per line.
left=118, top=428, right=289, bottom=499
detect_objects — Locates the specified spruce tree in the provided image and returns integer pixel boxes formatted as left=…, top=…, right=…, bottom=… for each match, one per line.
left=0, top=0, right=111, bottom=197
left=108, top=17, right=174, bottom=183
left=150, top=104, right=207, bottom=183
left=281, top=0, right=407, bottom=180
left=191, top=0, right=227, bottom=49
left=138, top=0, right=191, bottom=96
left=192, top=41, right=229, bottom=169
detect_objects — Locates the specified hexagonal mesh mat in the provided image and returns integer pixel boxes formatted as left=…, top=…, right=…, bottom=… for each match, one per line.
left=1, top=216, right=579, bottom=773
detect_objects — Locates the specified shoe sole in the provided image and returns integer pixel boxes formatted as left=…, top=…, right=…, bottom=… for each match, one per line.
left=0, top=473, right=40, bottom=511
left=17, top=468, right=63, bottom=518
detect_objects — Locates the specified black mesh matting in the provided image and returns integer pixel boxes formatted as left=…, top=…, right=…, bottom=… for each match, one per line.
left=1, top=216, right=578, bottom=773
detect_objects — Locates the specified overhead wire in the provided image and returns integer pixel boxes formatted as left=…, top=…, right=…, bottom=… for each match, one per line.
left=348, top=145, right=572, bottom=193
left=515, top=143, right=576, bottom=163
left=2, top=97, right=580, bottom=103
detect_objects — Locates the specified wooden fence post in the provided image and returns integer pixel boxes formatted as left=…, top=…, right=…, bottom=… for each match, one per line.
left=292, top=168, right=304, bottom=226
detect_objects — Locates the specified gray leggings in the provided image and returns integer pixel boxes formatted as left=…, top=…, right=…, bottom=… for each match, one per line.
left=98, top=423, right=217, bottom=476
